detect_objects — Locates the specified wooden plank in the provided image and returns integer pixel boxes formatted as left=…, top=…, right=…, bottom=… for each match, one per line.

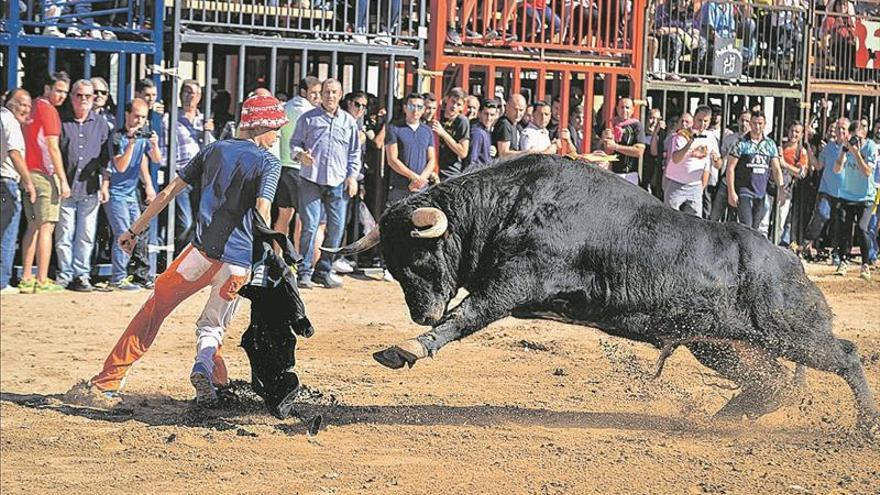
left=181, top=0, right=333, bottom=20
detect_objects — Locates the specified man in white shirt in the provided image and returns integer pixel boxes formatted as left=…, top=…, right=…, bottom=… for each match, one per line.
left=663, top=105, right=721, bottom=217
left=1, top=89, right=36, bottom=294
left=520, top=102, right=559, bottom=155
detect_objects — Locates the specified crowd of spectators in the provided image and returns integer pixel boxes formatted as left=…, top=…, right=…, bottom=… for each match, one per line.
left=1, top=68, right=878, bottom=296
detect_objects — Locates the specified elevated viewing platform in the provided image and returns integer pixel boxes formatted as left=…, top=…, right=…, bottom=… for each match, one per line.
left=808, top=2, right=880, bottom=94
left=168, top=0, right=427, bottom=56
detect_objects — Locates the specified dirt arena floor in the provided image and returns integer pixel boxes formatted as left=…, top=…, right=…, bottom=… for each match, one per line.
left=1, top=263, right=878, bottom=494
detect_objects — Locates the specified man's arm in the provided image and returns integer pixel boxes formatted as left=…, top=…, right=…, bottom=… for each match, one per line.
left=255, top=197, right=272, bottom=228
left=119, top=177, right=190, bottom=253
left=726, top=154, right=739, bottom=206
left=833, top=146, right=847, bottom=174
left=138, top=155, right=156, bottom=202
left=113, top=138, right=138, bottom=172
left=610, top=141, right=646, bottom=159
left=147, top=132, right=163, bottom=163
left=421, top=145, right=437, bottom=180
left=8, top=150, right=36, bottom=203
left=670, top=135, right=693, bottom=164
left=46, top=135, right=69, bottom=198
left=385, top=143, right=418, bottom=181
left=770, top=156, right=784, bottom=192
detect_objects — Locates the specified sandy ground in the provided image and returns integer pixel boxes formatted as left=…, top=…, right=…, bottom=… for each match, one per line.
left=1, top=263, right=878, bottom=495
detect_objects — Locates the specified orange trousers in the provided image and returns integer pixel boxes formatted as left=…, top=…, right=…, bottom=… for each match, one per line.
left=91, top=245, right=249, bottom=393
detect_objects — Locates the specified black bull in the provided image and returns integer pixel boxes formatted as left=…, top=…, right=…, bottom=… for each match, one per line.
left=328, top=155, right=878, bottom=428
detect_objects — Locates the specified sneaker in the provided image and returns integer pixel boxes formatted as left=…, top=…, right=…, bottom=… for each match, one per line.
left=374, top=31, right=391, bottom=45
left=0, top=286, right=20, bottom=295
left=101, top=30, right=116, bottom=40
left=352, top=33, right=367, bottom=44
left=501, top=30, right=517, bottom=42
left=312, top=271, right=343, bottom=289
left=113, top=276, right=141, bottom=291
left=190, top=362, right=218, bottom=406
left=43, top=26, right=64, bottom=37
left=332, top=258, right=354, bottom=274
left=835, top=261, right=848, bottom=276
left=88, top=28, right=101, bottom=38
left=67, top=277, right=94, bottom=293
left=297, top=278, right=316, bottom=290
left=17, top=278, right=36, bottom=294
left=34, top=280, right=65, bottom=293
left=484, top=29, right=499, bottom=42
left=65, top=26, right=82, bottom=37
left=860, top=264, right=871, bottom=281
left=465, top=28, right=483, bottom=40
left=446, top=27, right=462, bottom=46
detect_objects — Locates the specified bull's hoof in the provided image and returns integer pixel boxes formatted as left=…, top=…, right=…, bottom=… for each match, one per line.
left=373, top=346, right=419, bottom=369
left=714, top=386, right=787, bottom=421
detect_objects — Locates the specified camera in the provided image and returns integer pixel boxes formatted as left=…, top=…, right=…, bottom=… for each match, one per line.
left=134, top=127, right=153, bottom=139
left=849, top=136, right=861, bottom=147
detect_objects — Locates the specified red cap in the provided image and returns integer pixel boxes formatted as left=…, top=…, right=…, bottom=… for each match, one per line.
left=239, top=94, right=287, bottom=131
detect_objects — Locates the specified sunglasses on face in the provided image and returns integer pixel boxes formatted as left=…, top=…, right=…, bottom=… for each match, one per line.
left=95, top=89, right=108, bottom=96
left=352, top=102, right=367, bottom=109
left=406, top=103, right=425, bottom=111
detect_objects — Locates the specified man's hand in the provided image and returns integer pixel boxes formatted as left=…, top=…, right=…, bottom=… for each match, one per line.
left=119, top=230, right=137, bottom=255
left=154, top=101, right=165, bottom=115
left=23, top=181, right=36, bottom=204
left=727, top=190, right=738, bottom=208
left=59, top=181, right=71, bottom=200
left=345, top=176, right=358, bottom=198
left=299, top=150, right=315, bottom=166
left=145, top=186, right=156, bottom=204
left=149, top=131, right=159, bottom=149
left=99, top=186, right=109, bottom=204
left=409, top=176, right=428, bottom=191
left=204, top=118, right=215, bottom=133
left=431, top=120, right=447, bottom=138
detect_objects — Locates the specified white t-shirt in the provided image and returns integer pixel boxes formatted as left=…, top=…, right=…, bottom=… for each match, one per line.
left=665, top=133, right=719, bottom=186
left=0, top=107, right=26, bottom=182
left=520, top=123, right=552, bottom=152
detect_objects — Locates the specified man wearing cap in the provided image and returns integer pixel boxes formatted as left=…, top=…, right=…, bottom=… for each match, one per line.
left=88, top=95, right=287, bottom=405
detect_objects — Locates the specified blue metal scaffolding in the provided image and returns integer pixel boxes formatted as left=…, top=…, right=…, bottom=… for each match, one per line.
left=1, top=0, right=164, bottom=123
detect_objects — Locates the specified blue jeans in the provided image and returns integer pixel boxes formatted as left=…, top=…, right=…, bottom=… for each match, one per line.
left=525, top=6, right=562, bottom=36
left=868, top=210, right=878, bottom=263
left=805, top=193, right=841, bottom=243
left=105, top=196, right=141, bottom=284
left=0, top=179, right=22, bottom=289
left=175, top=184, right=194, bottom=249
left=356, top=0, right=401, bottom=32
left=736, top=193, right=767, bottom=231
left=298, top=179, right=349, bottom=280
left=55, top=193, right=100, bottom=283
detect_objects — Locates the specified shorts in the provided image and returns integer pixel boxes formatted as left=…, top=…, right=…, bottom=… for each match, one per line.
left=23, top=172, right=60, bottom=225
left=274, top=167, right=301, bottom=208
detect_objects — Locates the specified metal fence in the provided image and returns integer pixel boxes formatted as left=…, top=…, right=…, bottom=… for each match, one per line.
left=447, top=0, right=638, bottom=58
left=10, top=0, right=158, bottom=40
left=645, top=0, right=808, bottom=86
left=809, top=5, right=880, bottom=86
left=176, top=0, right=428, bottom=45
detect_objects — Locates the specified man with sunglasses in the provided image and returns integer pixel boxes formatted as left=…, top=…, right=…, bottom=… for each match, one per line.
left=385, top=93, right=436, bottom=205
left=55, top=79, right=111, bottom=292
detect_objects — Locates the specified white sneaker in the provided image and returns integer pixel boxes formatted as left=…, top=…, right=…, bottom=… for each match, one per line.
left=383, top=269, right=395, bottom=282
left=351, top=34, right=367, bottom=44
left=66, top=26, right=82, bottom=37
left=44, top=26, right=64, bottom=37
left=332, top=258, right=354, bottom=274
left=375, top=31, right=391, bottom=45
left=89, top=28, right=101, bottom=38
left=0, top=286, right=21, bottom=295
left=101, top=30, right=116, bottom=40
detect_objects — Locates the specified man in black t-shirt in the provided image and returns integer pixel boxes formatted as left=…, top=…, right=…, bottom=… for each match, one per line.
left=601, top=98, right=646, bottom=186
left=431, top=87, right=470, bottom=181
left=492, top=93, right=528, bottom=159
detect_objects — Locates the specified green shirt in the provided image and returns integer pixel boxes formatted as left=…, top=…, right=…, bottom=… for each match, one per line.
left=279, top=96, right=314, bottom=168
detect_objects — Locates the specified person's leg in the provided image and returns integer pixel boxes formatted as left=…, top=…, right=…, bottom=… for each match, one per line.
left=356, top=0, right=367, bottom=31
left=836, top=203, right=856, bottom=266
left=192, top=261, right=249, bottom=388
left=868, top=210, right=879, bottom=263
left=709, top=176, right=729, bottom=221
left=751, top=195, right=768, bottom=232
left=296, top=179, right=324, bottom=281
left=54, top=197, right=77, bottom=285
left=758, top=194, right=772, bottom=237
left=275, top=208, right=295, bottom=241
left=174, top=185, right=193, bottom=250
left=90, top=245, right=221, bottom=392
left=0, top=181, right=22, bottom=289
left=805, top=193, right=832, bottom=242
left=315, top=184, right=349, bottom=278
left=737, top=195, right=754, bottom=227
left=855, top=202, right=873, bottom=266
left=36, top=222, right=57, bottom=283
left=774, top=196, right=792, bottom=246
left=73, top=195, right=100, bottom=281
left=20, top=221, right=38, bottom=284
left=105, top=198, right=131, bottom=284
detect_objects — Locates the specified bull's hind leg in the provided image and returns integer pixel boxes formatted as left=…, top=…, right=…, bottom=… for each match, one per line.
left=687, top=341, right=797, bottom=420
left=785, top=337, right=878, bottom=429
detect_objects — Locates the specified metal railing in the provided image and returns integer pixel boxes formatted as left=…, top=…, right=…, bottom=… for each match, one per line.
left=9, top=0, right=157, bottom=40
left=175, top=0, right=428, bottom=45
left=809, top=5, right=880, bottom=86
left=448, top=0, right=638, bottom=59
left=645, top=0, right=808, bottom=86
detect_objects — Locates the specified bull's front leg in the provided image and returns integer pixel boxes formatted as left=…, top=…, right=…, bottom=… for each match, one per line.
left=373, top=292, right=516, bottom=370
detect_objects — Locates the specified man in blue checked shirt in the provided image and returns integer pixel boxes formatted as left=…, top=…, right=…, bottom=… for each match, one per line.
left=291, top=78, right=361, bottom=289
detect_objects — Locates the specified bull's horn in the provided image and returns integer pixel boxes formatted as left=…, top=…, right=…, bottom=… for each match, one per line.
left=410, top=207, right=448, bottom=239
left=321, top=227, right=380, bottom=255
